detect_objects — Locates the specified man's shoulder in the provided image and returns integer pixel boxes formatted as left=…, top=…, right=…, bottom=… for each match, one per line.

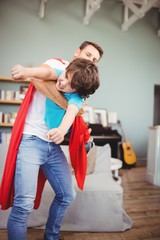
left=43, top=58, right=69, bottom=69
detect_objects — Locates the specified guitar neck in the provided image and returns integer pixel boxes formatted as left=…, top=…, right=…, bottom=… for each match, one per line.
left=118, top=120, right=127, bottom=142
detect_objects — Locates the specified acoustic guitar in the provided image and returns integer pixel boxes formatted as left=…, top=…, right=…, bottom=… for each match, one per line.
left=118, top=120, right=137, bottom=165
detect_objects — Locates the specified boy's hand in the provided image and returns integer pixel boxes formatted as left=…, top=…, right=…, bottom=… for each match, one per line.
left=47, top=128, right=65, bottom=144
left=11, top=65, right=28, bottom=81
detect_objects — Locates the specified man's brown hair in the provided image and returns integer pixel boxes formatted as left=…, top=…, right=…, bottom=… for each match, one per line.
left=79, top=41, right=104, bottom=60
left=66, top=58, right=100, bottom=98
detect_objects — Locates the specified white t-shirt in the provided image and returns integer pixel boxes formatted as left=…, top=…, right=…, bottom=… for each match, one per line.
left=23, top=58, right=69, bottom=141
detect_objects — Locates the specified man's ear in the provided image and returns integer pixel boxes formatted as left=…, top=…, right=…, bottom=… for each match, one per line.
left=74, top=48, right=80, bottom=57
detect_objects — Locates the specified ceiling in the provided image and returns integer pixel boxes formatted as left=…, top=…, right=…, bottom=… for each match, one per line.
left=39, top=0, right=160, bottom=37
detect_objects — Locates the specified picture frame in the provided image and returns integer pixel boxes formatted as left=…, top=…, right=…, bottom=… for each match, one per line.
left=19, top=86, right=29, bottom=100
left=94, top=108, right=107, bottom=127
left=82, top=106, right=95, bottom=124
left=107, top=112, right=118, bottom=124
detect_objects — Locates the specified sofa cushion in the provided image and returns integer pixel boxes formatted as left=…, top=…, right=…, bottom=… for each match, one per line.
left=61, top=143, right=97, bottom=175
left=94, top=144, right=111, bottom=175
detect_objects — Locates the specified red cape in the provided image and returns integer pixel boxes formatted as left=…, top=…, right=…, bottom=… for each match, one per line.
left=0, top=84, right=90, bottom=210
left=69, top=116, right=90, bottom=190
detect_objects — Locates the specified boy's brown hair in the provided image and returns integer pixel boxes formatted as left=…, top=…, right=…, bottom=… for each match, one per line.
left=66, top=58, right=100, bottom=98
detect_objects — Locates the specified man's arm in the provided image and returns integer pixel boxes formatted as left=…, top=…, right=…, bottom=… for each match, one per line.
left=47, top=104, right=79, bottom=144
left=31, top=79, right=68, bottom=110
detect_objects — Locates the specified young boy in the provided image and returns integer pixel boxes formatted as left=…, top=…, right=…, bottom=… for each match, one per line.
left=11, top=58, right=99, bottom=148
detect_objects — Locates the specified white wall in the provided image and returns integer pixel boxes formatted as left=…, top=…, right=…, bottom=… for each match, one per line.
left=0, top=0, right=160, bottom=160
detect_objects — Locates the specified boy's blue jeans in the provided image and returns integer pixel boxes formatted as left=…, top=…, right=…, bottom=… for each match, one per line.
left=7, top=134, right=76, bottom=240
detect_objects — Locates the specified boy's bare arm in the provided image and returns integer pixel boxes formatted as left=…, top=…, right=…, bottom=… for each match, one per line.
left=47, top=104, right=79, bottom=144
left=11, top=64, right=57, bottom=81
left=11, top=64, right=68, bottom=109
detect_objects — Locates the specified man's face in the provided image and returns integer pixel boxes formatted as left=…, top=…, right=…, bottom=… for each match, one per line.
left=74, top=45, right=100, bottom=64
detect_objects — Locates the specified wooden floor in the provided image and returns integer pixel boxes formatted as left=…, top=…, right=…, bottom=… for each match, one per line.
left=1, top=166, right=160, bottom=240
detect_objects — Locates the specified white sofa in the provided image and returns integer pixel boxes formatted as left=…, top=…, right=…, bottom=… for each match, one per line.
left=0, top=144, right=132, bottom=231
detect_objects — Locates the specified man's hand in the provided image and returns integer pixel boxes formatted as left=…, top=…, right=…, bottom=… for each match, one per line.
left=47, top=128, right=65, bottom=144
left=11, top=64, right=28, bottom=81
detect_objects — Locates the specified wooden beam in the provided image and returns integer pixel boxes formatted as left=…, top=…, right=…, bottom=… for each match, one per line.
left=39, top=0, right=47, bottom=19
left=83, top=0, right=103, bottom=25
left=122, top=0, right=159, bottom=31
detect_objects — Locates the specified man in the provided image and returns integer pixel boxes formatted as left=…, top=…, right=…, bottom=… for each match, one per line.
left=0, top=41, right=103, bottom=240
